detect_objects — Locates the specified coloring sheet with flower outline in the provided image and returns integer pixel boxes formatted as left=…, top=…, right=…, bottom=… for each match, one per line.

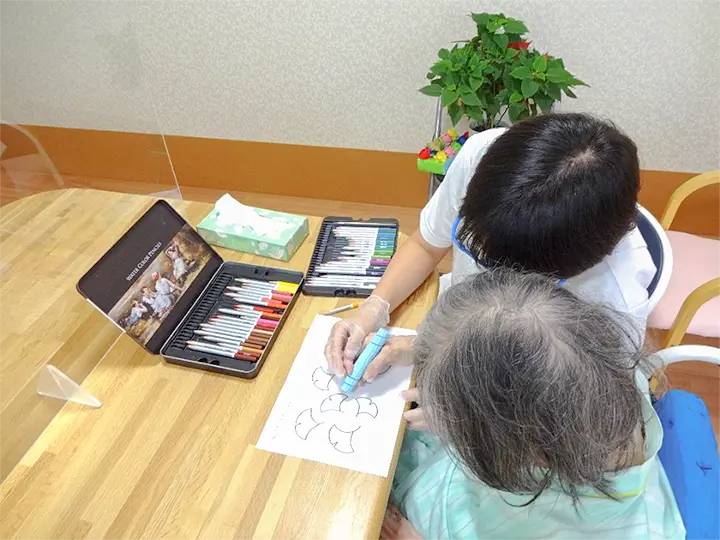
left=257, top=315, right=415, bottom=477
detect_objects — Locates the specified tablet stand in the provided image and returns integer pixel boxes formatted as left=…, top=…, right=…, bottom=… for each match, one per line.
left=36, top=365, right=102, bottom=408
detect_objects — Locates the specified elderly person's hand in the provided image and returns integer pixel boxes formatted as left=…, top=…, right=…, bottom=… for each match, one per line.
left=358, top=334, right=415, bottom=383
left=401, top=387, right=429, bottom=431
left=380, top=504, right=423, bottom=540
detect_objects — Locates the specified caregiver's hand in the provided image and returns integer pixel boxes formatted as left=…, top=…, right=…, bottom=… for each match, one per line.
left=324, top=295, right=390, bottom=376
left=401, top=387, right=429, bottom=431
left=360, top=334, right=416, bottom=383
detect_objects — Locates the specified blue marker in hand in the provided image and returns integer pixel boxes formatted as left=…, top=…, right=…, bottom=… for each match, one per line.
left=340, top=328, right=390, bottom=392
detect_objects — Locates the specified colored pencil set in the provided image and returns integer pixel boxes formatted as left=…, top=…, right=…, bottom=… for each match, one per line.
left=304, top=218, right=399, bottom=297
left=183, top=277, right=299, bottom=362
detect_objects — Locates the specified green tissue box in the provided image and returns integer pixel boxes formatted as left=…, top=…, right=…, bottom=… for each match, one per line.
left=197, top=203, right=309, bottom=262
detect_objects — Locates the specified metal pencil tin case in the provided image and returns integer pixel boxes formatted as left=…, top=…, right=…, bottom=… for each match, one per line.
left=76, top=200, right=304, bottom=379
left=161, top=261, right=302, bottom=378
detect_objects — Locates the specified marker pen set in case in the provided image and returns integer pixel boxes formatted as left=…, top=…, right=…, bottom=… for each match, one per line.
left=183, top=278, right=299, bottom=362
left=304, top=218, right=399, bottom=297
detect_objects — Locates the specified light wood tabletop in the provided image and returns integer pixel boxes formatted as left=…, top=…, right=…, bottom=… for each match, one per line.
left=0, top=188, right=438, bottom=540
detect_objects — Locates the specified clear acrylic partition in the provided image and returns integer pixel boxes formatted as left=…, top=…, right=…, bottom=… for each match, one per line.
left=0, top=2, right=182, bottom=480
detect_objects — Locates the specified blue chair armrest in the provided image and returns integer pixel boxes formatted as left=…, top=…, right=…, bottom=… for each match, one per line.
left=654, top=390, right=719, bottom=540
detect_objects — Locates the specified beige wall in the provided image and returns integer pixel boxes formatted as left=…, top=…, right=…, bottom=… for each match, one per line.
left=2, top=0, right=718, bottom=172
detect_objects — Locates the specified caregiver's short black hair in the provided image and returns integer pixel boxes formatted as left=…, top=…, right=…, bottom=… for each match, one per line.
left=457, top=113, right=640, bottom=278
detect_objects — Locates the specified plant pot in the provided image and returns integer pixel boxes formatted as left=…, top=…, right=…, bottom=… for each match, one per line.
left=469, top=119, right=510, bottom=133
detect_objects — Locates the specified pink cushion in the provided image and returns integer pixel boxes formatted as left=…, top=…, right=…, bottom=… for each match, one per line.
left=648, top=231, right=720, bottom=337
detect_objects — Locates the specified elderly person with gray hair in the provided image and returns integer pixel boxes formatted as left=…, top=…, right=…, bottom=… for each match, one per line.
left=380, top=270, right=683, bottom=540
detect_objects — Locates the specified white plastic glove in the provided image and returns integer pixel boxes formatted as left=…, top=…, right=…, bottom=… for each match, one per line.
left=324, top=295, right=390, bottom=376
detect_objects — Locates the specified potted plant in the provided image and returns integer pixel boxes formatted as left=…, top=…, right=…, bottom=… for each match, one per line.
left=420, top=13, right=585, bottom=130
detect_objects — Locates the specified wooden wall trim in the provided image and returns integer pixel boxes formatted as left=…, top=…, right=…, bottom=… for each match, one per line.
left=1, top=124, right=717, bottom=235
left=0, top=124, right=429, bottom=207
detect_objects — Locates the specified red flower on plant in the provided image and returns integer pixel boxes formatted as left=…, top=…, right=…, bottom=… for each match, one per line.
left=508, top=40, right=530, bottom=50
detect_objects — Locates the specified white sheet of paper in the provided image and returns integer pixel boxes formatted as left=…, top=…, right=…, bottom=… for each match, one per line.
left=257, top=314, right=415, bottom=477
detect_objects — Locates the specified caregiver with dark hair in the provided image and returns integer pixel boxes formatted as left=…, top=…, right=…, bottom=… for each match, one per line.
left=324, top=113, right=655, bottom=403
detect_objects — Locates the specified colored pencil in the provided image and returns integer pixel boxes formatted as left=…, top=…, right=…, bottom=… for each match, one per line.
left=197, top=337, right=266, bottom=351
left=200, top=319, right=274, bottom=332
left=222, top=308, right=285, bottom=320
left=226, top=304, right=284, bottom=315
left=316, top=261, right=384, bottom=268
left=207, top=318, right=274, bottom=335
left=322, top=302, right=360, bottom=315
left=204, top=316, right=257, bottom=328
left=213, top=309, right=263, bottom=319
left=307, top=275, right=382, bottom=282
left=223, top=293, right=287, bottom=309
left=225, top=290, right=288, bottom=303
left=332, top=221, right=397, bottom=227
left=233, top=278, right=298, bottom=294
left=213, top=313, right=280, bottom=326
left=236, top=281, right=296, bottom=292
left=197, top=324, right=270, bottom=339
left=186, top=342, right=259, bottom=361
left=187, top=339, right=263, bottom=356
left=195, top=329, right=267, bottom=345
left=307, top=278, right=381, bottom=285
left=203, top=318, right=274, bottom=332
left=218, top=308, right=276, bottom=326
left=198, top=329, right=269, bottom=345
left=209, top=315, right=278, bottom=326
left=199, top=324, right=263, bottom=338
left=217, top=308, right=281, bottom=321
left=202, top=318, right=264, bottom=331
left=194, top=330, right=267, bottom=348
left=333, top=227, right=395, bottom=235
left=226, top=286, right=292, bottom=302
left=198, top=330, right=268, bottom=347
left=317, top=270, right=384, bottom=276
left=225, top=291, right=290, bottom=305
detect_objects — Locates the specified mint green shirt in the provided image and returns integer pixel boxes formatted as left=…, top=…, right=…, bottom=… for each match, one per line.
left=392, top=392, right=684, bottom=539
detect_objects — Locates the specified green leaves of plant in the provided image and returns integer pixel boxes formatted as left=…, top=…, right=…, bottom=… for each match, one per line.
left=465, top=105, right=486, bottom=126
left=447, top=103, right=463, bottom=125
left=532, top=55, right=547, bottom=72
left=503, top=20, right=528, bottom=35
left=521, top=79, right=539, bottom=98
left=460, top=90, right=482, bottom=106
left=421, top=12, right=582, bottom=128
left=546, top=84, right=561, bottom=101
left=419, top=84, right=443, bottom=97
left=441, top=88, right=460, bottom=107
left=534, top=95, right=553, bottom=113
left=471, top=13, right=489, bottom=28
left=494, top=34, right=509, bottom=49
left=509, top=102, right=528, bottom=122
left=546, top=67, right=570, bottom=83
left=510, top=66, right=532, bottom=79
left=487, top=19, right=503, bottom=32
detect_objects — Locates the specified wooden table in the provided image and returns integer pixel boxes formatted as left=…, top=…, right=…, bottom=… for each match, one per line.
left=0, top=189, right=438, bottom=539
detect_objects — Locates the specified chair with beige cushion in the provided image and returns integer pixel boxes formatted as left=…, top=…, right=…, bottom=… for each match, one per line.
left=648, top=171, right=720, bottom=347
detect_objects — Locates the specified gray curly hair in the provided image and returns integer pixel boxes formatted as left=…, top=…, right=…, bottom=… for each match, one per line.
left=414, top=269, right=649, bottom=505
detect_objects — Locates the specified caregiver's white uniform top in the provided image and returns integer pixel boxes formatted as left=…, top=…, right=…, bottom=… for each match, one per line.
left=420, top=129, right=656, bottom=326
